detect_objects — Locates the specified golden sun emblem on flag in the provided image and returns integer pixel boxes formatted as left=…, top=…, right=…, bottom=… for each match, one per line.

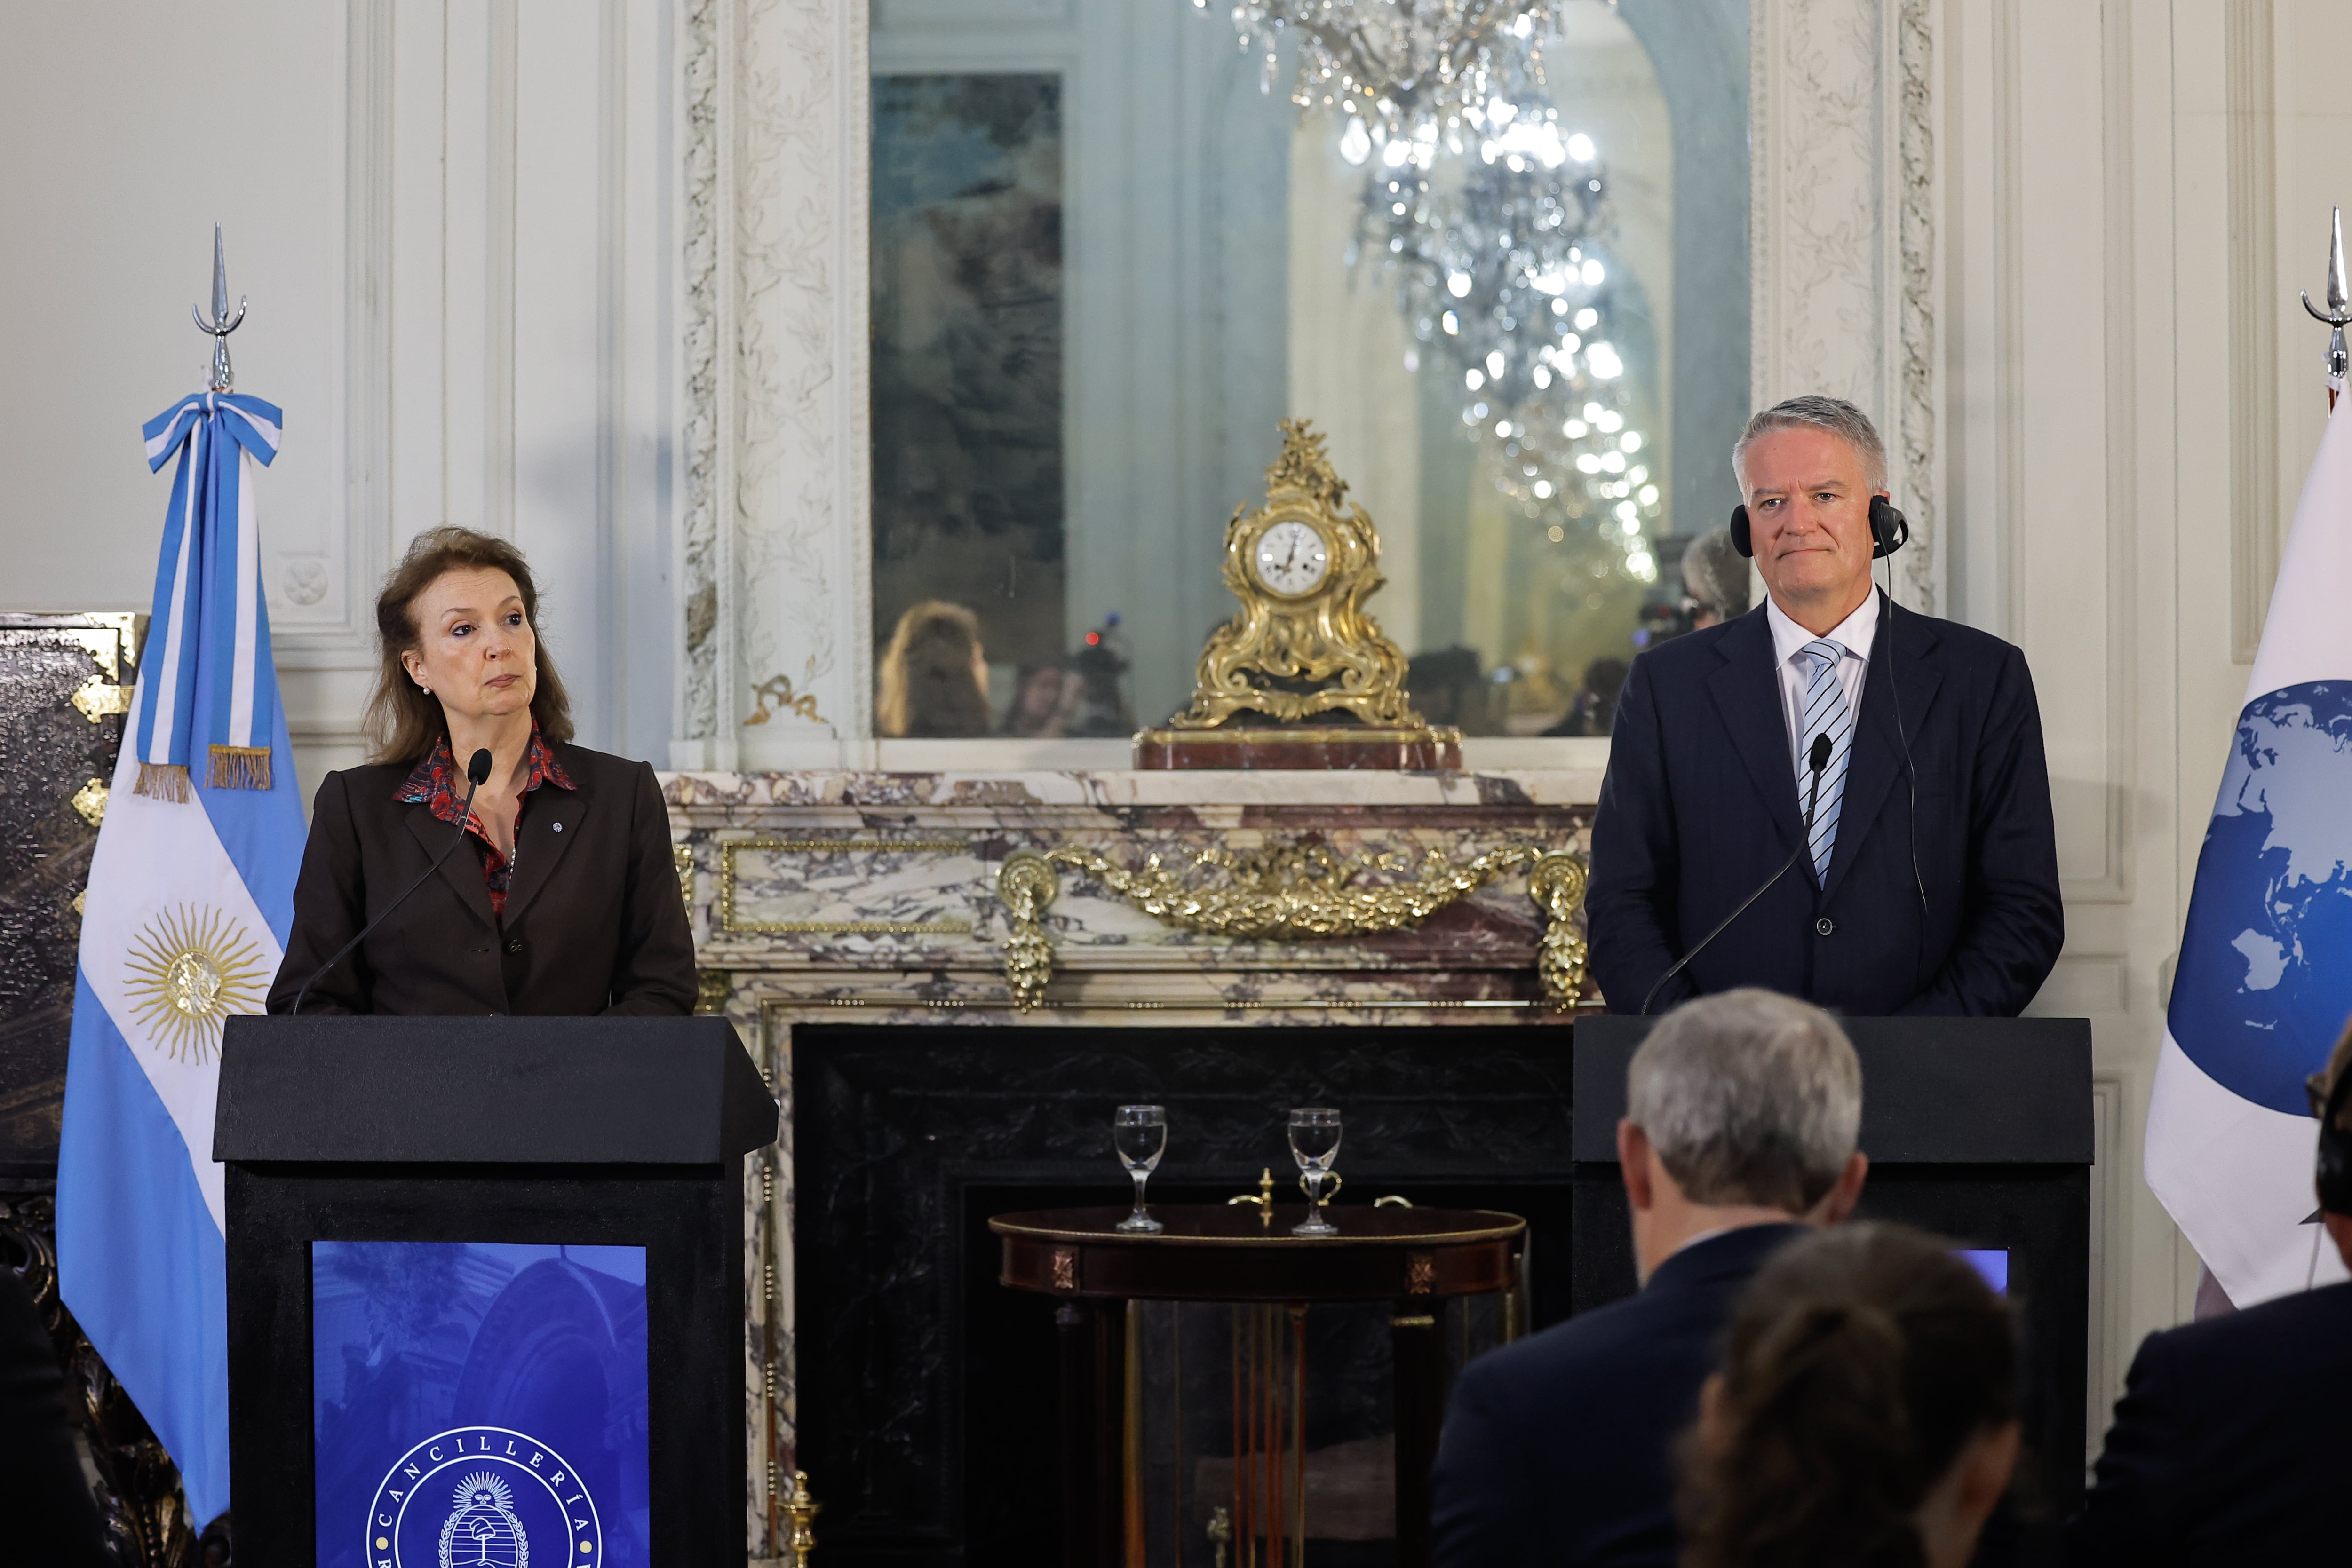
left=122, top=905, right=268, bottom=1063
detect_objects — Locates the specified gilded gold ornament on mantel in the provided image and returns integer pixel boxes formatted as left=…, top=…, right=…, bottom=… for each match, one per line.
left=993, top=843, right=1587, bottom=1011
left=1138, top=419, right=1461, bottom=768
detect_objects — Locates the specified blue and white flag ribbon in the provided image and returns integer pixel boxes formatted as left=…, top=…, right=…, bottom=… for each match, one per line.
left=134, top=391, right=284, bottom=798
left=2151, top=381, right=2352, bottom=1307
left=56, top=393, right=306, bottom=1526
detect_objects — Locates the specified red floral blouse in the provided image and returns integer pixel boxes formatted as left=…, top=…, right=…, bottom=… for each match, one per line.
left=396, top=727, right=576, bottom=918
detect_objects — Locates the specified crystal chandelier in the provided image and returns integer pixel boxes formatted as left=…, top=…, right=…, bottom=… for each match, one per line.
left=1202, top=0, right=1561, bottom=144
left=1354, top=92, right=1661, bottom=579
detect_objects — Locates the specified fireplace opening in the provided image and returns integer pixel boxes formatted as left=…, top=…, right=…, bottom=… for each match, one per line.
left=795, top=1024, right=1576, bottom=1566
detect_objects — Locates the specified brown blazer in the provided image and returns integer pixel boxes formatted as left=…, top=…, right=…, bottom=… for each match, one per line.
left=265, top=742, right=696, bottom=1017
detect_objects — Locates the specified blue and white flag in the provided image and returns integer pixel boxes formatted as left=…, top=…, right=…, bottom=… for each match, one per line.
left=56, top=391, right=306, bottom=1525
left=2151, top=385, right=2352, bottom=1307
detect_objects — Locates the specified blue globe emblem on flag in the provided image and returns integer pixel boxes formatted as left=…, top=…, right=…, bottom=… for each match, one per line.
left=2171, top=682, right=2352, bottom=1114
left=366, top=1427, right=602, bottom=1568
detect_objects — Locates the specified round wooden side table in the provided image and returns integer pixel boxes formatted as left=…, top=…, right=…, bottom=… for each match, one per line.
left=992, top=1204, right=1526, bottom=1568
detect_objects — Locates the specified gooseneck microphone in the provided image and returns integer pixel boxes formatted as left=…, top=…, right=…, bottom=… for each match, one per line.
left=291, top=746, right=494, bottom=1015
left=1641, top=731, right=1833, bottom=1016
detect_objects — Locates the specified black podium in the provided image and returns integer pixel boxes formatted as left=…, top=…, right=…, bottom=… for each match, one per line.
left=213, top=1015, right=777, bottom=1568
left=1573, top=1015, right=2094, bottom=1512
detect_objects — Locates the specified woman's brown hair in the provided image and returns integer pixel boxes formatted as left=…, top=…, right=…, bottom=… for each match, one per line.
left=365, top=527, right=575, bottom=765
left=1677, top=1223, right=2018, bottom=1568
left=875, top=600, right=991, bottom=737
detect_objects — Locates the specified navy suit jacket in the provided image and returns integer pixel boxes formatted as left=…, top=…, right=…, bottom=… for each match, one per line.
left=1430, top=1223, right=1804, bottom=1568
left=2070, top=1278, right=2352, bottom=1565
left=1588, top=594, right=2062, bottom=1016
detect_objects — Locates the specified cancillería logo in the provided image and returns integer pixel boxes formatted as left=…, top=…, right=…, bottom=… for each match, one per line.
left=366, top=1426, right=603, bottom=1568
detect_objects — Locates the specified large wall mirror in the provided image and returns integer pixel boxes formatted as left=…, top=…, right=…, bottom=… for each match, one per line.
left=870, top=0, right=1748, bottom=741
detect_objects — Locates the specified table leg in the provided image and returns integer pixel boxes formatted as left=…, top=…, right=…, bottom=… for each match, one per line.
left=1391, top=1302, right=1443, bottom=1568
left=1057, top=1299, right=1126, bottom=1568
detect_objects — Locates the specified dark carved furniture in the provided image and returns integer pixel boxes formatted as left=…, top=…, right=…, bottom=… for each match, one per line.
left=993, top=1204, right=1525, bottom=1568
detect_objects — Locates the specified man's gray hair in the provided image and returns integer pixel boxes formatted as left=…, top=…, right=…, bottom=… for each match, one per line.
left=1732, top=395, right=1888, bottom=493
left=1626, top=988, right=1862, bottom=1212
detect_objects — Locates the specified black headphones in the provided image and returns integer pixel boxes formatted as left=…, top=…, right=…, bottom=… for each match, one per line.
left=1730, top=494, right=1911, bottom=560
left=2316, top=1058, right=2352, bottom=1215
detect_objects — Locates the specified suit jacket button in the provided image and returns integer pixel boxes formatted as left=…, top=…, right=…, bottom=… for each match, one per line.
left=505, top=938, right=524, bottom=954
left=1815, top=917, right=1836, bottom=936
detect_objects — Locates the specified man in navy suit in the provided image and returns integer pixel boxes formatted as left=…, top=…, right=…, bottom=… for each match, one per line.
left=1589, top=396, right=2063, bottom=1016
left=1430, top=989, right=1869, bottom=1567
left=2068, top=1030, right=2352, bottom=1564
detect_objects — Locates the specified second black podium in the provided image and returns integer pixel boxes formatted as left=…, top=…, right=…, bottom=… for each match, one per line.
left=1573, top=1014, right=2095, bottom=1514
left=214, top=1014, right=776, bottom=1568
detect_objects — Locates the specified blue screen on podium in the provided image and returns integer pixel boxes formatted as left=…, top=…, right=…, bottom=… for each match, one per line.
left=310, top=1240, right=651, bottom=1568
left=1955, top=1247, right=2010, bottom=1294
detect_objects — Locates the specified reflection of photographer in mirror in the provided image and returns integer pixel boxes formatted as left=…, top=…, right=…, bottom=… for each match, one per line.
left=1542, top=657, right=1629, bottom=737
left=877, top=600, right=992, bottom=737
left=1002, top=660, right=1078, bottom=737
left=1680, top=529, right=1751, bottom=630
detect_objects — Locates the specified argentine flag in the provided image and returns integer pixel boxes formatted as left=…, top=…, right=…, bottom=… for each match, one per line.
left=57, top=391, right=306, bottom=1525
left=2151, top=382, right=2352, bottom=1308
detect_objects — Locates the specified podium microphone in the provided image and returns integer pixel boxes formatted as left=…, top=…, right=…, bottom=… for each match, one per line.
left=1641, top=732, right=1833, bottom=1016
left=291, top=746, right=494, bottom=1015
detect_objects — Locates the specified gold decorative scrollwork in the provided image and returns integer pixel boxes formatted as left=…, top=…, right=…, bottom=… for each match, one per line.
left=1168, top=419, right=1427, bottom=731
left=695, top=968, right=732, bottom=1016
left=995, top=852, right=1061, bottom=1012
left=990, top=839, right=1590, bottom=1009
left=1528, top=852, right=1590, bottom=1007
left=1041, top=840, right=1541, bottom=940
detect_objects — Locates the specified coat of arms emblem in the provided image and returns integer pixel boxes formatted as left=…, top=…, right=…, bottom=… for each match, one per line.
left=438, top=1472, right=528, bottom=1568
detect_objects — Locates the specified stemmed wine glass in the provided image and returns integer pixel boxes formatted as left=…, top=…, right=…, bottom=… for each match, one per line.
left=1113, top=1105, right=1168, bottom=1233
left=1289, top=1107, right=1342, bottom=1237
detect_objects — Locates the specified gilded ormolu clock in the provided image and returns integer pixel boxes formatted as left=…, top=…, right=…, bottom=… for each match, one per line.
left=1136, top=419, right=1462, bottom=769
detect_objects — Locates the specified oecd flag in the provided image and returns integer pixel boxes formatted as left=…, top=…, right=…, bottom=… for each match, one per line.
left=2151, top=386, right=2352, bottom=1308
left=56, top=391, right=307, bottom=1525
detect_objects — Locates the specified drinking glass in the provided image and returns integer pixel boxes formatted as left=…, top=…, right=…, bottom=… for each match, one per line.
left=1289, top=1107, right=1342, bottom=1236
left=1114, top=1105, right=1168, bottom=1233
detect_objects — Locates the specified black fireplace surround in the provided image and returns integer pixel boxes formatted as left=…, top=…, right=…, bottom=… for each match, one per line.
left=792, top=1021, right=2089, bottom=1566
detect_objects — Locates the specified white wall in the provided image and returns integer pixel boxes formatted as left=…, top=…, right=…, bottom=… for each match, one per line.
left=0, top=0, right=680, bottom=796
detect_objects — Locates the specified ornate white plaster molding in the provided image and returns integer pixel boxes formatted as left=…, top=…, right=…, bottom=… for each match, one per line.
left=679, top=0, right=863, bottom=769
left=679, top=0, right=730, bottom=750
left=1753, top=0, right=1944, bottom=612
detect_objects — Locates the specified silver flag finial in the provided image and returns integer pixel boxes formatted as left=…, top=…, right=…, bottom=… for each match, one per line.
left=2300, top=206, right=2351, bottom=386
left=191, top=222, right=248, bottom=393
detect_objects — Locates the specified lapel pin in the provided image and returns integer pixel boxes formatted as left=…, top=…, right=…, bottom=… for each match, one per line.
left=552, top=822, right=564, bottom=833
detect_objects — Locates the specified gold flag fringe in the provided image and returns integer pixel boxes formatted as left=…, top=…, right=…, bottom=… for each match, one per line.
left=207, top=745, right=273, bottom=791
left=133, top=763, right=192, bottom=802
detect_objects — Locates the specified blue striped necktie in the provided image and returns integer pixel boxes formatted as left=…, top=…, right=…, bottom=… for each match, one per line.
left=1796, top=639, right=1853, bottom=880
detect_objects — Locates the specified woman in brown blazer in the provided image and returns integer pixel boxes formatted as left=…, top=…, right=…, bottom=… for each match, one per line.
left=266, top=528, right=695, bottom=1016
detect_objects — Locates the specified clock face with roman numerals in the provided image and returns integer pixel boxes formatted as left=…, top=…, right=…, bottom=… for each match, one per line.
left=1251, top=519, right=1330, bottom=597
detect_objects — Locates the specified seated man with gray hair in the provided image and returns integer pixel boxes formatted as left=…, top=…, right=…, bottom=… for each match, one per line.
left=1430, top=989, right=1869, bottom=1568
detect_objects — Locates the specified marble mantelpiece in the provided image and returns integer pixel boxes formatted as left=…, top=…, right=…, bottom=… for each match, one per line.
left=660, top=768, right=1599, bottom=1550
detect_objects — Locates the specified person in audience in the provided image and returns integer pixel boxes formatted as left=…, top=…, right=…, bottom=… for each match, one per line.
left=1429, top=988, right=1870, bottom=1567
left=1677, top=1222, right=2022, bottom=1568
left=2067, top=1017, right=2352, bottom=1564
left=876, top=600, right=992, bottom=736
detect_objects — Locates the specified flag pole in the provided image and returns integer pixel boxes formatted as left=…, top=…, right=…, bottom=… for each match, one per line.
left=2299, top=206, right=2350, bottom=410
